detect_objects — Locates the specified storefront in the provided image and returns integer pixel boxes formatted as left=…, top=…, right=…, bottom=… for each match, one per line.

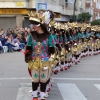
left=0, top=8, right=36, bottom=31
left=0, top=17, right=16, bottom=31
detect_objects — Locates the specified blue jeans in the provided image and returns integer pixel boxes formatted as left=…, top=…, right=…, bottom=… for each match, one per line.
left=0, top=46, right=2, bottom=52
left=19, top=43, right=25, bottom=49
left=4, top=42, right=15, bottom=51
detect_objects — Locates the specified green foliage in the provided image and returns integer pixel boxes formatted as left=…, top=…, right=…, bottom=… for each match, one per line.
left=91, top=19, right=100, bottom=25
left=72, top=15, right=77, bottom=21
left=77, top=12, right=91, bottom=22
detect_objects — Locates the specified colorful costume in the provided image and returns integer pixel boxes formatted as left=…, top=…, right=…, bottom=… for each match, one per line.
left=24, top=9, right=56, bottom=100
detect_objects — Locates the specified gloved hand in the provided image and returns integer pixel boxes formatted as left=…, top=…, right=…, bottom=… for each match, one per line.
left=43, top=66, right=48, bottom=70
left=24, top=46, right=32, bottom=63
left=44, top=11, right=51, bottom=24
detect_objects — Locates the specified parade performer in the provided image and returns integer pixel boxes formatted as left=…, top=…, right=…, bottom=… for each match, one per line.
left=24, top=9, right=56, bottom=100
left=65, top=41, right=72, bottom=69
left=58, top=26, right=66, bottom=71
left=49, top=26, right=61, bottom=74
left=87, top=37, right=93, bottom=56
left=50, top=23, right=63, bottom=73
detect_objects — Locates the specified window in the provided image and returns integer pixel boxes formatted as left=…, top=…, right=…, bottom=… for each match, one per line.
left=65, top=0, right=68, bottom=5
left=65, top=0, right=68, bottom=3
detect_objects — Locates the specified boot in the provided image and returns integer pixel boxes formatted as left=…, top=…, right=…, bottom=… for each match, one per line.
left=40, top=92, right=46, bottom=100
left=64, top=67, right=68, bottom=70
left=32, top=90, right=38, bottom=99
left=32, top=97, right=38, bottom=100
left=54, top=70, right=58, bottom=74
left=60, top=68, right=63, bottom=71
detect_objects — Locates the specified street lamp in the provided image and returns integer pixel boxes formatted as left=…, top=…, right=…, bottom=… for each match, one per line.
left=73, top=0, right=77, bottom=22
left=90, top=0, right=92, bottom=22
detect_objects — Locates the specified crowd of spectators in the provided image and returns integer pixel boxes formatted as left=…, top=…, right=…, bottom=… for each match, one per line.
left=0, top=27, right=31, bottom=53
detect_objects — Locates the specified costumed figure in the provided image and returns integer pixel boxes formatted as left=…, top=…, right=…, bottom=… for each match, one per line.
left=72, top=43, right=79, bottom=65
left=93, top=39, right=99, bottom=55
left=77, top=39, right=82, bottom=62
left=97, top=38, right=100, bottom=54
left=87, top=37, right=93, bottom=56
left=49, top=23, right=62, bottom=74
left=24, top=9, right=56, bottom=100
left=58, top=24, right=66, bottom=71
left=65, top=41, right=73, bottom=68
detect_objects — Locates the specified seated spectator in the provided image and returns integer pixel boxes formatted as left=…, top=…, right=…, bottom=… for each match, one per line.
left=12, top=29, right=17, bottom=39
left=24, top=31, right=28, bottom=42
left=25, top=27, right=28, bottom=31
left=0, top=34, right=2, bottom=38
left=0, top=41, right=3, bottom=53
left=0, top=34, right=15, bottom=52
left=6, top=29, right=12, bottom=37
left=17, top=33, right=25, bottom=49
left=0, top=29, right=4, bottom=36
left=13, top=39, right=21, bottom=51
left=27, top=28, right=31, bottom=35
left=13, top=34, right=25, bottom=50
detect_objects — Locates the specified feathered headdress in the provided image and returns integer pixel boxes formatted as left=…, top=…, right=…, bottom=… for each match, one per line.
left=28, top=9, right=55, bottom=25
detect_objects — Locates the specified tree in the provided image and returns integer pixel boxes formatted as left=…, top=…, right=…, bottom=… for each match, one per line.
left=77, top=12, right=91, bottom=23
left=71, top=15, right=77, bottom=22
left=91, top=19, right=100, bottom=25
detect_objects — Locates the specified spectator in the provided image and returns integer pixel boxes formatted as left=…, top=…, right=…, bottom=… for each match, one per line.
left=25, top=27, right=28, bottom=31
left=0, top=27, right=31, bottom=53
left=13, top=38, right=21, bottom=51
left=0, top=41, right=3, bottom=53
left=12, top=29, right=17, bottom=39
left=14, top=27, right=19, bottom=34
left=27, top=28, right=31, bottom=34
left=6, top=29, right=12, bottom=37
left=13, top=33, right=25, bottom=50
left=24, top=31, right=28, bottom=42
left=0, top=34, right=15, bottom=52
left=0, top=29, right=4, bottom=35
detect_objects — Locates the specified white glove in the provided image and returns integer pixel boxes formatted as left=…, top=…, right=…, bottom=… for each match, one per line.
left=43, top=66, right=48, bottom=70
left=44, top=11, right=51, bottom=24
left=45, top=11, right=50, bottom=19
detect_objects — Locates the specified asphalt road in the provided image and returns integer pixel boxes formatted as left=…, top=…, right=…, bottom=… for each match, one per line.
left=0, top=52, right=100, bottom=100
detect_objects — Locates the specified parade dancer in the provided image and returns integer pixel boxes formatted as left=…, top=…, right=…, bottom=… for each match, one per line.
left=24, top=9, right=56, bottom=100
left=72, top=43, right=79, bottom=65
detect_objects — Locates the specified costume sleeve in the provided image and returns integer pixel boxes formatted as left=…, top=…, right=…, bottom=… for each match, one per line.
left=48, top=34, right=56, bottom=55
left=54, top=35, right=58, bottom=45
left=72, top=35, right=74, bottom=41
left=55, top=35, right=59, bottom=44
left=27, top=34, right=32, bottom=46
left=86, top=32, right=89, bottom=38
left=24, top=34, right=33, bottom=63
left=78, top=33, right=82, bottom=39
left=64, top=35, right=68, bottom=43
left=48, top=34, right=55, bottom=47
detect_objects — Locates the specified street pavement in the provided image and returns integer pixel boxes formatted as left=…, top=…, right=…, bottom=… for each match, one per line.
left=0, top=52, right=100, bottom=100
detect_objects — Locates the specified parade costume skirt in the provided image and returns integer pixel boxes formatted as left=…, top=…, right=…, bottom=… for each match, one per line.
left=28, top=57, right=52, bottom=83
left=28, top=67, right=51, bottom=83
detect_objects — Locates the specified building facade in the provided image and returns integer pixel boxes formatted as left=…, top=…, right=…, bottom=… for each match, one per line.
left=85, top=0, right=100, bottom=21
left=92, top=0, right=100, bottom=20
left=0, top=0, right=85, bottom=30
left=0, top=0, right=35, bottom=30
